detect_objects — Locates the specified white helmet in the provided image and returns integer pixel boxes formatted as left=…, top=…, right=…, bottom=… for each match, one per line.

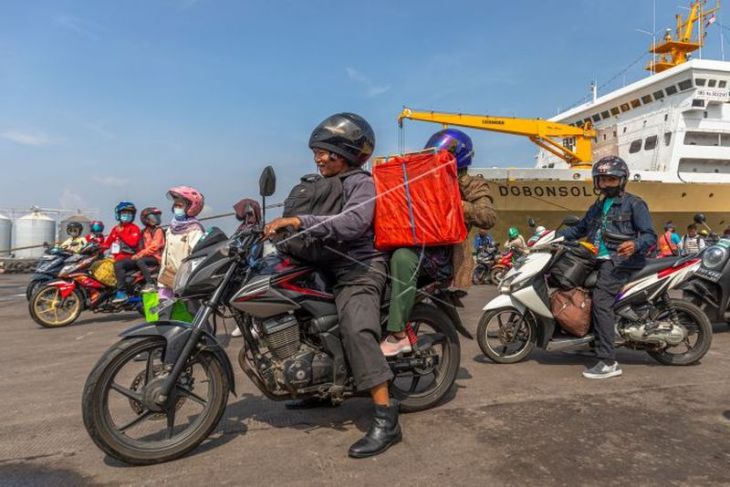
left=535, top=226, right=546, bottom=234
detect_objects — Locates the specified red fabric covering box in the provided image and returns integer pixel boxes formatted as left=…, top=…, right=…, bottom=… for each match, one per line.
left=372, top=149, right=467, bottom=250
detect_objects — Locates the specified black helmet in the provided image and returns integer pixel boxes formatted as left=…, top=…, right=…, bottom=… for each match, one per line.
left=308, top=112, right=375, bottom=166
left=592, top=156, right=629, bottom=192
left=66, top=221, right=83, bottom=236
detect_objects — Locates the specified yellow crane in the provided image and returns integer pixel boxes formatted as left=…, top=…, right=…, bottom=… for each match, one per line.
left=397, top=107, right=597, bottom=169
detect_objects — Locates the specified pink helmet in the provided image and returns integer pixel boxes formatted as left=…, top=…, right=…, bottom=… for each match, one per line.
left=167, top=185, right=205, bottom=217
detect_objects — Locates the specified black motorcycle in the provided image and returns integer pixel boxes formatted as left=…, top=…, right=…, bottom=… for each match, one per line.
left=472, top=244, right=498, bottom=285
left=26, top=247, right=74, bottom=300
left=681, top=214, right=730, bottom=325
left=82, top=167, right=470, bottom=465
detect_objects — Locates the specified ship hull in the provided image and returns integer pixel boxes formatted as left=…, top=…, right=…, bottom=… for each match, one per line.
left=481, top=177, right=730, bottom=242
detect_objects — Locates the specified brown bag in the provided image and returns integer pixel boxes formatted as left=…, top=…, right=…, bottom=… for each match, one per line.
left=550, top=288, right=592, bottom=337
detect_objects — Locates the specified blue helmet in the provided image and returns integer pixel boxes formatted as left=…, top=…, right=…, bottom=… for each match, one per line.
left=424, top=128, right=474, bottom=169
left=114, top=201, right=137, bottom=222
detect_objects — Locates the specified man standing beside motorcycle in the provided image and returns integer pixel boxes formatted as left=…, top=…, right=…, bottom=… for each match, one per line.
left=558, top=156, right=656, bottom=379
left=263, top=113, right=400, bottom=459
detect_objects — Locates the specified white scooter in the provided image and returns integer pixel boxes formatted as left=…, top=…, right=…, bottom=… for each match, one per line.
left=476, top=219, right=712, bottom=366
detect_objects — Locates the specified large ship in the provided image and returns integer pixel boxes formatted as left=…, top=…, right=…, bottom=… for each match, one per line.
left=404, top=1, right=730, bottom=241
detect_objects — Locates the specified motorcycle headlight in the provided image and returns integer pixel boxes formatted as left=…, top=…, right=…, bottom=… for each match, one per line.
left=173, top=257, right=205, bottom=295
left=702, top=246, right=728, bottom=269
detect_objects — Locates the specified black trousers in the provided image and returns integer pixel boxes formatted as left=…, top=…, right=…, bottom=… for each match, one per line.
left=113, top=259, right=138, bottom=290
left=135, top=256, right=158, bottom=284
left=333, top=260, right=393, bottom=392
left=592, top=260, right=636, bottom=361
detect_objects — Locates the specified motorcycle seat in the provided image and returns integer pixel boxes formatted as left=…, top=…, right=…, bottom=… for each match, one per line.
left=631, top=256, right=684, bottom=281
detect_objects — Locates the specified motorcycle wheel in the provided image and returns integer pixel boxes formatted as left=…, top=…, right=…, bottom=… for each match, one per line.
left=29, top=285, right=83, bottom=328
left=489, top=266, right=507, bottom=285
left=647, top=299, right=713, bottom=366
left=472, top=267, right=488, bottom=286
left=390, top=305, right=460, bottom=413
left=476, top=307, right=536, bottom=364
left=82, top=336, right=229, bottom=465
left=26, top=278, right=50, bottom=301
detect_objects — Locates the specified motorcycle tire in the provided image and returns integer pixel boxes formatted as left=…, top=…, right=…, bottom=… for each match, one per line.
left=26, top=278, right=50, bottom=301
left=390, top=304, right=460, bottom=413
left=82, top=336, right=230, bottom=466
left=472, top=267, right=488, bottom=286
left=476, top=307, right=537, bottom=364
left=29, top=286, right=83, bottom=328
left=489, top=266, right=507, bottom=285
left=648, top=299, right=713, bottom=366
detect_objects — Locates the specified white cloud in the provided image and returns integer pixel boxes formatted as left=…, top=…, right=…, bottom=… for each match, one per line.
left=345, top=67, right=391, bottom=97
left=1, top=131, right=57, bottom=146
left=59, top=190, right=88, bottom=211
left=92, top=176, right=129, bottom=188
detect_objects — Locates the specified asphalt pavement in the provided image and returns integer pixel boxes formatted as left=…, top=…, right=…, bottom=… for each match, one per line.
left=1, top=273, right=730, bottom=486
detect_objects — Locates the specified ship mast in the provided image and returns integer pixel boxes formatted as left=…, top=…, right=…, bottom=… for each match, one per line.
left=646, top=0, right=720, bottom=73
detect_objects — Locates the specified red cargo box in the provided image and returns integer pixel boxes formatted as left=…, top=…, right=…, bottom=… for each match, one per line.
left=372, top=149, right=466, bottom=250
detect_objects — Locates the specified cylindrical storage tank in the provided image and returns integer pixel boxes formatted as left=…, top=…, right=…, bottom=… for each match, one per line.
left=59, top=213, right=91, bottom=240
left=13, top=210, right=56, bottom=259
left=0, top=213, right=11, bottom=257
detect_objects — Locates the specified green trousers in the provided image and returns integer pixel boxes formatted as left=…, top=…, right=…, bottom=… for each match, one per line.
left=387, top=248, right=421, bottom=333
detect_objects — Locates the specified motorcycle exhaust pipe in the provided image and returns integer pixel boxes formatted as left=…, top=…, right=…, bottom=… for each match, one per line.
left=545, top=335, right=594, bottom=352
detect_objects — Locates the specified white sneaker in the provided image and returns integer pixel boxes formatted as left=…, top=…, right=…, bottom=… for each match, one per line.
left=231, top=327, right=242, bottom=337
left=582, top=360, right=622, bottom=379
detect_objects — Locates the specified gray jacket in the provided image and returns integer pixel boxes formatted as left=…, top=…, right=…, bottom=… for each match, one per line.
left=298, top=170, right=385, bottom=268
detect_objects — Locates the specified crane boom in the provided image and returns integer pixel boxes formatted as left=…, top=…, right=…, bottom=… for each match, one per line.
left=397, top=107, right=597, bottom=168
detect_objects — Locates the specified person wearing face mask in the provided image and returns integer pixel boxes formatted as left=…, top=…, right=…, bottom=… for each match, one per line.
left=157, top=186, right=205, bottom=301
left=558, top=156, right=656, bottom=380
left=104, top=202, right=142, bottom=304
left=85, top=220, right=106, bottom=246
left=132, top=207, right=165, bottom=293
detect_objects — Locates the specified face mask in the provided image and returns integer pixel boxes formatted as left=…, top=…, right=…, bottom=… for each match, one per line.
left=120, top=213, right=133, bottom=223
left=173, top=207, right=187, bottom=220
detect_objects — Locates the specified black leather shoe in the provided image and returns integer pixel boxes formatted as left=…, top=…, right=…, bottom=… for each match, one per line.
left=285, top=397, right=339, bottom=410
left=348, top=402, right=402, bottom=458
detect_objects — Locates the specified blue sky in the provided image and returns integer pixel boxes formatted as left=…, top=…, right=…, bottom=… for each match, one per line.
left=1, top=0, right=728, bottom=230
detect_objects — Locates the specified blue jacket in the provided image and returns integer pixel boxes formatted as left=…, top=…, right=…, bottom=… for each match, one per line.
left=474, top=234, right=494, bottom=251
left=558, top=192, right=657, bottom=269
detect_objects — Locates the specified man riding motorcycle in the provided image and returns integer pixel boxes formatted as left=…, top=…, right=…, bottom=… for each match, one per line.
left=263, top=112, right=400, bottom=458
left=557, top=156, right=657, bottom=379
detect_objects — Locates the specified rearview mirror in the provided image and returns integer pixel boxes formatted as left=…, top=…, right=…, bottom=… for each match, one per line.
left=693, top=213, right=706, bottom=224
left=259, top=166, right=276, bottom=197
left=527, top=218, right=536, bottom=228
left=562, top=215, right=580, bottom=227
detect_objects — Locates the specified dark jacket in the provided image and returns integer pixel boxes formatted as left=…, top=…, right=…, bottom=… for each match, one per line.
left=558, top=192, right=656, bottom=269
left=298, top=169, right=385, bottom=268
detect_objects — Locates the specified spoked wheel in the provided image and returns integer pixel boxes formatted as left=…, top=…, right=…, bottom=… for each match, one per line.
left=472, top=267, right=488, bottom=285
left=29, top=286, right=83, bottom=328
left=390, top=305, right=460, bottom=413
left=648, top=299, right=713, bottom=365
left=82, top=337, right=229, bottom=465
left=489, top=266, right=507, bottom=285
left=476, top=307, right=536, bottom=364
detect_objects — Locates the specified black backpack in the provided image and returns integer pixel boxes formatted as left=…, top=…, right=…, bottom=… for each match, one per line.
left=277, top=169, right=365, bottom=264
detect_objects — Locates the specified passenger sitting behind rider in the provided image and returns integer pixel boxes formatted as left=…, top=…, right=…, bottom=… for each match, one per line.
left=263, top=113, right=400, bottom=459
left=557, top=156, right=656, bottom=379
left=134, top=207, right=165, bottom=293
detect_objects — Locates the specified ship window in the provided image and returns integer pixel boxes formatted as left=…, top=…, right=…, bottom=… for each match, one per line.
left=583, top=117, right=592, bottom=125
left=722, top=134, right=730, bottom=147
left=696, top=78, right=707, bottom=86
left=692, top=99, right=705, bottom=107
left=601, top=110, right=611, bottom=119
left=708, top=79, right=717, bottom=87
left=664, top=132, right=672, bottom=146
left=644, top=135, right=658, bottom=151
left=720, top=80, right=727, bottom=88
left=610, top=107, right=620, bottom=116
left=641, top=94, right=653, bottom=104
left=665, top=85, right=678, bottom=95
left=664, top=114, right=668, bottom=121
left=684, top=131, right=721, bottom=146
left=630, top=99, right=641, bottom=108
left=575, top=120, right=584, bottom=128
left=603, top=134, right=607, bottom=141
left=653, top=90, right=665, bottom=100
left=620, top=103, right=630, bottom=112
left=678, top=79, right=693, bottom=90
left=679, top=158, right=730, bottom=174
left=623, top=126, right=627, bottom=133
left=592, top=114, right=601, bottom=122
left=629, top=139, right=642, bottom=153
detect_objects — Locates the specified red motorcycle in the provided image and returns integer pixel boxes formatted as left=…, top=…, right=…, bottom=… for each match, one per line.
left=29, top=247, right=148, bottom=328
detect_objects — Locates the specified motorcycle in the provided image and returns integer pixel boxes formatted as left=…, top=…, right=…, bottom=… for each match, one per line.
left=28, top=245, right=148, bottom=328
left=81, top=166, right=469, bottom=465
left=472, top=244, right=499, bottom=285
left=26, top=247, right=74, bottom=300
left=681, top=213, right=730, bottom=325
left=476, top=219, right=712, bottom=366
